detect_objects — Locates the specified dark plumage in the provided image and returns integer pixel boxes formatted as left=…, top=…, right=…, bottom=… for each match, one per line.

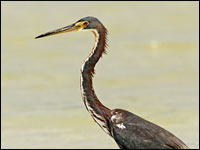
left=110, top=109, right=189, bottom=149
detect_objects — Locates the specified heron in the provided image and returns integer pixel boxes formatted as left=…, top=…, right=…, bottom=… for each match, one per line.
left=35, top=16, right=189, bottom=149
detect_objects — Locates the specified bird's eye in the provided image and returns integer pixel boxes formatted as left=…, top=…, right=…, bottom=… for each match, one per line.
left=83, top=22, right=89, bottom=26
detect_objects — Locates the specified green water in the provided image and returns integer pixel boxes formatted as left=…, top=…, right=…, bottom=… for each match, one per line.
left=1, top=1, right=199, bottom=149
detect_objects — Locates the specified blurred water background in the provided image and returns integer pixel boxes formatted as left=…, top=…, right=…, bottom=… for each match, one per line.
left=1, top=1, right=199, bottom=149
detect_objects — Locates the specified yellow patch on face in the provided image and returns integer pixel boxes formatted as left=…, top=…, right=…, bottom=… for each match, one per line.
left=75, top=21, right=89, bottom=30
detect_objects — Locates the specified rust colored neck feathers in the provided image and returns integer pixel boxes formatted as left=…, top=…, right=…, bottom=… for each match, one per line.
left=80, top=25, right=111, bottom=135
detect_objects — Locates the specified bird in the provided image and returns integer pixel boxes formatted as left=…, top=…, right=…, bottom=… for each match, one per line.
left=35, top=16, right=189, bottom=149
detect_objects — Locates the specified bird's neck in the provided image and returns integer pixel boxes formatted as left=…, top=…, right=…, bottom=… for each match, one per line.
left=80, top=28, right=111, bottom=135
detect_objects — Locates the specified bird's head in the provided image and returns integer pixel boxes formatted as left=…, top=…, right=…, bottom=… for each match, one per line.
left=35, top=16, right=105, bottom=39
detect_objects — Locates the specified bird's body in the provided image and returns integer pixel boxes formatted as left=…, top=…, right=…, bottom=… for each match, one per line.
left=36, top=16, right=189, bottom=149
left=110, top=109, right=188, bottom=149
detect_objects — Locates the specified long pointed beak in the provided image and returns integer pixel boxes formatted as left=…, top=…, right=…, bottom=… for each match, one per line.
left=35, top=23, right=78, bottom=39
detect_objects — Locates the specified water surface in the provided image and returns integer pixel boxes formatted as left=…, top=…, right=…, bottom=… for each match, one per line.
left=1, top=1, right=199, bottom=149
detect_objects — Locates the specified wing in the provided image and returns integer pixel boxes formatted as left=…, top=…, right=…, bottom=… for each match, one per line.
left=110, top=109, right=189, bottom=149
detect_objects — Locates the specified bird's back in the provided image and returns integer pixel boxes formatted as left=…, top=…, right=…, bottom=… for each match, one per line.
left=109, top=109, right=189, bottom=149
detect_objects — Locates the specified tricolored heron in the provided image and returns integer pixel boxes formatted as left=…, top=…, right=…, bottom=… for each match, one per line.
left=35, top=16, right=189, bottom=149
